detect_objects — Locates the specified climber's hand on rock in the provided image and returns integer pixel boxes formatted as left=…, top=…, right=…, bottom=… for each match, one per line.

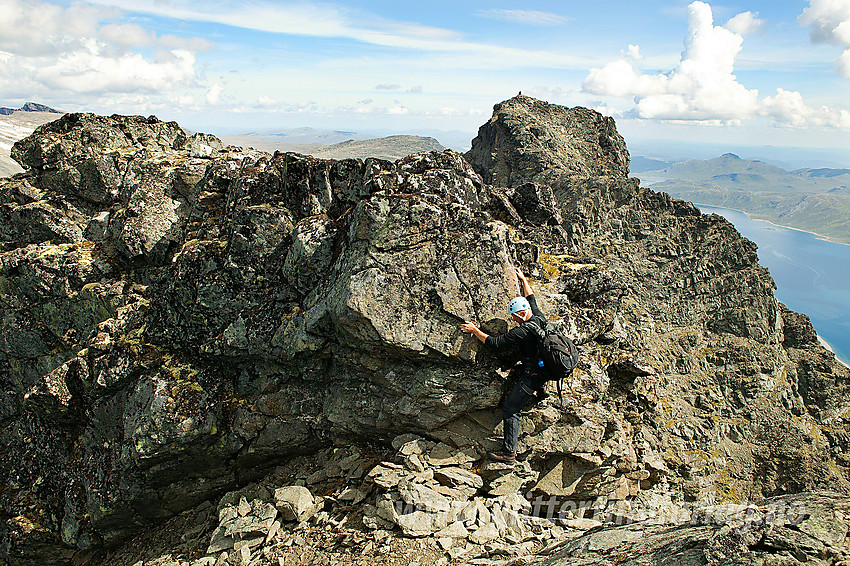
left=515, top=266, right=532, bottom=296
left=460, top=321, right=489, bottom=343
left=460, top=322, right=478, bottom=334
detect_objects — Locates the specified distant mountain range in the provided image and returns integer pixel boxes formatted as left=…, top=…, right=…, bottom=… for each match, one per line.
left=638, top=153, right=850, bottom=244
left=0, top=102, right=61, bottom=115
left=307, top=135, right=444, bottom=160
left=219, top=126, right=472, bottom=152
left=220, top=132, right=444, bottom=161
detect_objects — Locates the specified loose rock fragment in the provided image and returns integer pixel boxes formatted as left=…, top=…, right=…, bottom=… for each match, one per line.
left=274, top=486, right=316, bottom=522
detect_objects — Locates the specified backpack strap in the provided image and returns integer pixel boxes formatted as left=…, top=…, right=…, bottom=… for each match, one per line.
left=524, top=317, right=549, bottom=345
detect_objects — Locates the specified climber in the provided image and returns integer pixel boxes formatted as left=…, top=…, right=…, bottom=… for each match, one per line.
left=460, top=267, right=548, bottom=463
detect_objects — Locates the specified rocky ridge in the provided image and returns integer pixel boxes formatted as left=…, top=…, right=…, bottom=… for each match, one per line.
left=1, top=96, right=849, bottom=565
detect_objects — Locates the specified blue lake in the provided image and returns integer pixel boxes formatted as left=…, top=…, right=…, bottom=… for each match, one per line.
left=697, top=205, right=850, bottom=367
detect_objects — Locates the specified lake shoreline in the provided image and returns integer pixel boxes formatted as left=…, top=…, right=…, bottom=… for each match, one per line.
left=817, top=335, right=850, bottom=369
left=695, top=203, right=850, bottom=369
left=694, top=203, right=850, bottom=247
left=638, top=177, right=850, bottom=246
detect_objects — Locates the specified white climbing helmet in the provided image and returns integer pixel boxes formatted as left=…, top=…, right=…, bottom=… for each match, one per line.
left=508, top=296, right=530, bottom=315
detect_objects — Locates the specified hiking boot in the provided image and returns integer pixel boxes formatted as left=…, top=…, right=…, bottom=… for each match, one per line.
left=487, top=449, right=517, bottom=463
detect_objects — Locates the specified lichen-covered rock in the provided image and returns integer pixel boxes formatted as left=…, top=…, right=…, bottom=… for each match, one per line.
left=465, top=94, right=630, bottom=188
left=10, top=113, right=186, bottom=203
left=1, top=98, right=848, bottom=565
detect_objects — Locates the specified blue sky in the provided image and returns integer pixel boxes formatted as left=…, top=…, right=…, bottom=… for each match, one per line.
left=1, top=0, right=849, bottom=155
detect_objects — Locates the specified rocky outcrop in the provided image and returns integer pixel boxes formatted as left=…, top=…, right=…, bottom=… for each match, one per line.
left=1, top=97, right=848, bottom=565
left=465, top=94, right=630, bottom=188
left=536, top=491, right=850, bottom=566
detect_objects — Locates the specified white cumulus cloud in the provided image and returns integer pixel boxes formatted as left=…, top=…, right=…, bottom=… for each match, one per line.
left=0, top=0, right=209, bottom=102
left=839, top=48, right=850, bottom=76
left=584, top=2, right=759, bottom=121
left=206, top=84, right=224, bottom=105
left=37, top=47, right=197, bottom=94
left=762, top=88, right=850, bottom=128
left=799, top=0, right=850, bottom=77
left=98, top=23, right=156, bottom=48
left=583, top=0, right=849, bottom=130
left=255, top=96, right=278, bottom=109
left=725, top=11, right=766, bottom=35
left=0, top=0, right=112, bottom=56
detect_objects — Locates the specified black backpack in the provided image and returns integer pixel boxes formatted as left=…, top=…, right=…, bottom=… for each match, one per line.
left=528, top=319, right=579, bottom=406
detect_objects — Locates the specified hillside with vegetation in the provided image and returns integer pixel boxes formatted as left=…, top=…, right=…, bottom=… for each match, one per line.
left=640, top=153, right=850, bottom=243
left=219, top=131, right=445, bottom=161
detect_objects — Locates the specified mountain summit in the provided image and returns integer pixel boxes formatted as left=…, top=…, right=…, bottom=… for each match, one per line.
left=1, top=97, right=848, bottom=565
left=466, top=94, right=630, bottom=187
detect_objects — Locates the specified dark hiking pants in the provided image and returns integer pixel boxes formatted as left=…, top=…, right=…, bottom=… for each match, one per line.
left=502, top=371, right=547, bottom=454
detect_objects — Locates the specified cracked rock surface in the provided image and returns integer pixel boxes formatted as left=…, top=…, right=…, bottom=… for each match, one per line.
left=1, top=96, right=848, bottom=565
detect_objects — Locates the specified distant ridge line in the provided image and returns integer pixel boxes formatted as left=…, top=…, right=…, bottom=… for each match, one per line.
left=0, top=102, right=62, bottom=115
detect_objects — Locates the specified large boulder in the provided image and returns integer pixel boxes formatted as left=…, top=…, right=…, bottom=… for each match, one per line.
left=465, top=94, right=630, bottom=188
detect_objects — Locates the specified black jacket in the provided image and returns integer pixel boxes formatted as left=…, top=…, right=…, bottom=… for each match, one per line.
left=484, top=294, right=546, bottom=370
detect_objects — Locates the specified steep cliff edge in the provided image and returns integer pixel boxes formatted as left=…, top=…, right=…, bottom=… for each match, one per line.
left=1, top=98, right=848, bottom=565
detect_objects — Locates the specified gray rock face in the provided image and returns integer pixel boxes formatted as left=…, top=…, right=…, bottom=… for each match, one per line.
left=531, top=492, right=850, bottom=566
left=1, top=97, right=848, bottom=565
left=465, top=95, right=630, bottom=188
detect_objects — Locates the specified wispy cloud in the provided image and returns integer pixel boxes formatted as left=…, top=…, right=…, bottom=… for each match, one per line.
left=86, top=0, right=354, bottom=39
left=477, top=9, right=570, bottom=26
left=85, top=0, right=590, bottom=69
